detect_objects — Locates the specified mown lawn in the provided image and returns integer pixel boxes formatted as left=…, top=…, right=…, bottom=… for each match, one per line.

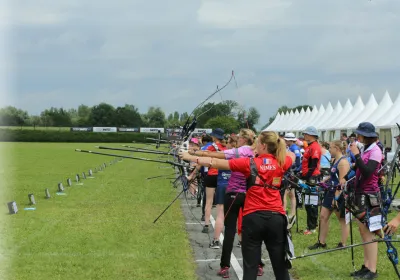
left=289, top=188, right=400, bottom=280
left=0, top=143, right=196, bottom=280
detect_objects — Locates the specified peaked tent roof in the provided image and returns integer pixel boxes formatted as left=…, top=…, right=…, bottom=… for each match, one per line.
left=319, top=101, right=343, bottom=130
left=375, top=92, right=400, bottom=127
left=289, top=107, right=311, bottom=131
left=313, top=102, right=334, bottom=129
left=266, top=112, right=282, bottom=131
left=335, top=96, right=365, bottom=130
left=342, top=94, right=378, bottom=129
left=327, top=99, right=353, bottom=130
left=280, top=110, right=296, bottom=131
left=299, top=105, right=319, bottom=130
left=306, top=104, right=325, bottom=129
left=366, top=91, right=393, bottom=124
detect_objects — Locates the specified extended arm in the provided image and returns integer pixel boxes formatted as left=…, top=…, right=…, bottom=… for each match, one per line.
left=180, top=152, right=231, bottom=170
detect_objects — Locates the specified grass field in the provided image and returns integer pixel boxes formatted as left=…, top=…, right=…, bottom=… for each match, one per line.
left=0, top=142, right=196, bottom=280
left=1, top=142, right=399, bottom=280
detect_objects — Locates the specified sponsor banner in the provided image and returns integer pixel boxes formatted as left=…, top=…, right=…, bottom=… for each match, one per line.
left=194, top=128, right=212, bottom=134
left=118, top=127, right=139, bottom=132
left=140, top=128, right=165, bottom=133
left=92, top=127, right=117, bottom=133
left=70, top=127, right=92, bottom=132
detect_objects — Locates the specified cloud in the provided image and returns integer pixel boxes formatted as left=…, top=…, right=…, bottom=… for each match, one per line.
left=4, top=0, right=400, bottom=129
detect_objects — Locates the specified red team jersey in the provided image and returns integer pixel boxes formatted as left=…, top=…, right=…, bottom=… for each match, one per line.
left=301, top=141, right=321, bottom=177
left=229, top=154, right=293, bottom=216
left=207, top=143, right=226, bottom=176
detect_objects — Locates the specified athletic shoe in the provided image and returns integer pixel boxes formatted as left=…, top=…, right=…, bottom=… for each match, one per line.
left=236, top=241, right=242, bottom=248
left=287, top=215, right=296, bottom=230
left=303, top=229, right=315, bottom=235
left=336, top=242, right=344, bottom=248
left=257, top=265, right=264, bottom=276
left=217, top=266, right=230, bottom=278
left=350, top=265, right=368, bottom=277
left=202, top=225, right=209, bottom=233
left=210, top=240, right=221, bottom=249
left=355, top=269, right=378, bottom=279
left=308, top=241, right=327, bottom=250
left=201, top=215, right=205, bottom=221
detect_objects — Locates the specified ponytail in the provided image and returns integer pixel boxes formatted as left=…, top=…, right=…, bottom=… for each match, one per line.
left=276, top=138, right=287, bottom=167
left=259, top=131, right=287, bottom=167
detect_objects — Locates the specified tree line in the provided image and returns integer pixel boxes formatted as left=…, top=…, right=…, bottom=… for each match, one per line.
left=0, top=101, right=261, bottom=133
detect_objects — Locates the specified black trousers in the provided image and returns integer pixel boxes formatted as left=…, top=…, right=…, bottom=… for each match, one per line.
left=220, top=192, right=265, bottom=269
left=241, top=211, right=290, bottom=280
left=305, top=204, right=318, bottom=230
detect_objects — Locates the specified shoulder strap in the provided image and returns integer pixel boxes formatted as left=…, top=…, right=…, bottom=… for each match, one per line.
left=212, top=143, right=220, bottom=152
left=246, top=158, right=281, bottom=191
left=235, top=148, right=240, bottom=158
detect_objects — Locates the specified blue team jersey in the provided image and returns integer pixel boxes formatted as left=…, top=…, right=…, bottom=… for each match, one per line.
left=289, top=144, right=301, bottom=158
left=200, top=142, right=212, bottom=174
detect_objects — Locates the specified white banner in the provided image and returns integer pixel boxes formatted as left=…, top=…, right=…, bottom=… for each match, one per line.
left=93, top=127, right=117, bottom=133
left=139, top=128, right=165, bottom=133
left=194, top=128, right=212, bottom=134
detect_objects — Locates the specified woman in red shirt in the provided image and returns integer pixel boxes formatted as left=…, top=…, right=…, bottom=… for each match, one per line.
left=180, top=131, right=294, bottom=280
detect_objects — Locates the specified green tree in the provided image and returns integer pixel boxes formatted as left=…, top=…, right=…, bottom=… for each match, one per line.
left=0, top=106, right=29, bottom=126
left=114, top=104, right=143, bottom=127
left=88, top=103, right=116, bottom=126
left=237, top=107, right=260, bottom=132
left=204, top=116, right=239, bottom=134
left=142, top=107, right=166, bottom=127
left=40, top=107, right=72, bottom=127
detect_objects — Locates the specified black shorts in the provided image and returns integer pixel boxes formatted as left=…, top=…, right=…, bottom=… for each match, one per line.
left=204, top=175, right=218, bottom=189
left=322, top=188, right=345, bottom=218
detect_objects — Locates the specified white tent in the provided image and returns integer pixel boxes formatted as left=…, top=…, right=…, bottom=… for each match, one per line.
left=365, top=91, right=393, bottom=124
left=281, top=110, right=296, bottom=132
left=313, top=102, right=334, bottom=130
left=290, top=107, right=312, bottom=132
left=327, top=99, right=353, bottom=130
left=319, top=101, right=343, bottom=130
left=341, top=94, right=378, bottom=129
left=298, top=105, right=319, bottom=131
left=267, top=112, right=282, bottom=131
left=375, top=93, right=400, bottom=127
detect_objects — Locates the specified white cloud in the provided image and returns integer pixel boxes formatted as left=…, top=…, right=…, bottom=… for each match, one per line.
left=197, top=0, right=292, bottom=29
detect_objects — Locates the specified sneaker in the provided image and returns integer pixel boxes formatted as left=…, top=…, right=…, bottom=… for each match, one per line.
left=202, top=225, right=209, bottom=233
left=201, top=215, right=205, bottom=221
left=196, top=203, right=201, bottom=207
left=336, top=242, right=344, bottom=248
left=257, top=265, right=264, bottom=276
left=287, top=215, right=296, bottom=230
left=303, top=229, right=316, bottom=235
left=217, top=266, right=230, bottom=278
left=355, top=269, right=378, bottom=279
left=237, top=241, right=242, bottom=248
left=210, top=240, right=221, bottom=249
left=350, top=265, right=368, bottom=277
left=308, top=241, right=327, bottom=250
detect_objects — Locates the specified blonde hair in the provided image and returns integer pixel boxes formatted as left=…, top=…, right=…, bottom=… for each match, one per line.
left=331, top=140, right=347, bottom=153
left=259, top=131, right=287, bottom=166
left=239, top=128, right=256, bottom=149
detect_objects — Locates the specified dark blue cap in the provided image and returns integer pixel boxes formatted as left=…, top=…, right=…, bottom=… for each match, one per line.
left=209, top=128, right=225, bottom=140
left=355, top=122, right=378, bottom=138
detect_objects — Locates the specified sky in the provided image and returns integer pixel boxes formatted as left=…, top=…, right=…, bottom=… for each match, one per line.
left=2, top=0, right=400, bottom=129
